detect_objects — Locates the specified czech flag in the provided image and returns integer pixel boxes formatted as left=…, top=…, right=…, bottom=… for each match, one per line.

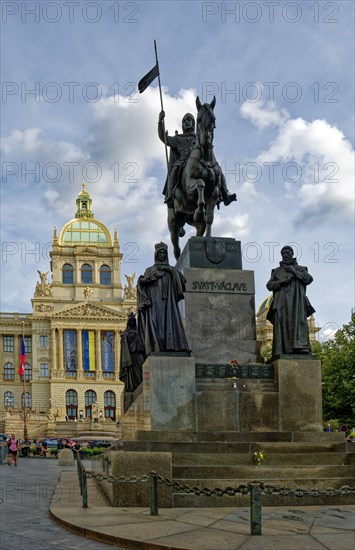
left=19, top=337, right=25, bottom=376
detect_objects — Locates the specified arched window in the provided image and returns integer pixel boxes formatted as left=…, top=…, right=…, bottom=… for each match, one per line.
left=84, top=390, right=97, bottom=417
left=4, top=362, right=14, bottom=380
left=22, top=392, right=32, bottom=409
left=62, top=263, right=74, bottom=284
left=104, top=391, right=116, bottom=420
left=4, top=391, right=14, bottom=408
left=100, top=265, right=111, bottom=285
left=66, top=389, right=78, bottom=420
left=24, top=363, right=32, bottom=381
left=81, top=263, right=93, bottom=284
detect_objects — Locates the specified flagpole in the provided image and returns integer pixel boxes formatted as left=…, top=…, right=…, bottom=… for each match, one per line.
left=21, top=322, right=28, bottom=441
left=154, top=39, right=169, bottom=172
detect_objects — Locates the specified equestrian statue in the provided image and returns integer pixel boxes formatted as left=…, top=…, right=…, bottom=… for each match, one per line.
left=158, top=96, right=236, bottom=259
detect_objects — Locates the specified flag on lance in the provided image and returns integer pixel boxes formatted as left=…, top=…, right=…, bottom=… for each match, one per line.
left=138, top=63, right=159, bottom=93
left=19, top=337, right=25, bottom=376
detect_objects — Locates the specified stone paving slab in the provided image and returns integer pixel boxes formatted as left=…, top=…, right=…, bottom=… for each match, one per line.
left=49, top=470, right=355, bottom=550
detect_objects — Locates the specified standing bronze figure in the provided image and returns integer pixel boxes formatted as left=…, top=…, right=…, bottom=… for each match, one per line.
left=137, top=242, right=189, bottom=354
left=119, top=313, right=145, bottom=393
left=266, top=245, right=315, bottom=358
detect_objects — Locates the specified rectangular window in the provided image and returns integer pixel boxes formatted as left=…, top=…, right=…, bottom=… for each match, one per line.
left=40, top=363, right=49, bottom=377
left=3, top=336, right=14, bottom=352
left=24, top=336, right=31, bottom=353
left=40, top=335, right=48, bottom=347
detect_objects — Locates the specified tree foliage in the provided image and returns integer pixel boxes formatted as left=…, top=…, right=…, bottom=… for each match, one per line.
left=312, top=317, right=355, bottom=426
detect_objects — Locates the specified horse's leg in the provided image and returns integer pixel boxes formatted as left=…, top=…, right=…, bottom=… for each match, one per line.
left=196, top=219, right=207, bottom=237
left=193, top=178, right=205, bottom=225
left=205, top=200, right=216, bottom=237
left=168, top=208, right=181, bottom=259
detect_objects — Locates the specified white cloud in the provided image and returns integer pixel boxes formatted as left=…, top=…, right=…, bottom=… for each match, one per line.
left=241, top=102, right=354, bottom=224
left=240, top=100, right=289, bottom=130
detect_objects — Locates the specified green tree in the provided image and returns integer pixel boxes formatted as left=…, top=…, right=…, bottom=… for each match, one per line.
left=313, top=317, right=355, bottom=426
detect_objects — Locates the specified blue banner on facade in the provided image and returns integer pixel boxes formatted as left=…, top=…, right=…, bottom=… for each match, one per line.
left=82, top=330, right=89, bottom=371
left=64, top=330, right=77, bottom=371
left=101, top=331, right=114, bottom=372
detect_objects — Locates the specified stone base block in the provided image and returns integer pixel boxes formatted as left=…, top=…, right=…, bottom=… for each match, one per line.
left=175, top=236, right=242, bottom=270
left=110, top=451, right=173, bottom=507
left=274, top=359, right=323, bottom=432
left=143, top=355, right=196, bottom=431
left=58, top=448, right=74, bottom=466
left=196, top=379, right=279, bottom=432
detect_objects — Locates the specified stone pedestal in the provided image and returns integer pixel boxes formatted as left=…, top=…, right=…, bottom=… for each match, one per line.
left=176, top=237, right=259, bottom=364
left=183, top=268, right=259, bottom=364
left=275, top=358, right=323, bottom=431
left=143, top=355, right=196, bottom=431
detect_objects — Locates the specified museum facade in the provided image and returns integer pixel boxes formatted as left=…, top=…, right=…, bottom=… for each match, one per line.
left=0, top=186, right=137, bottom=434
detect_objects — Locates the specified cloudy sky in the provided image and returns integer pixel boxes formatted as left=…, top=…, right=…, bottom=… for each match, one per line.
left=1, top=0, right=354, bottom=340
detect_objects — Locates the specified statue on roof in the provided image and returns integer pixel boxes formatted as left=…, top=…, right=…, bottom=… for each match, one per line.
left=35, top=270, right=52, bottom=297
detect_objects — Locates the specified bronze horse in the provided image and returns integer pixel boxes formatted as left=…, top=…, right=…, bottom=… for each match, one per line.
left=168, top=96, right=225, bottom=259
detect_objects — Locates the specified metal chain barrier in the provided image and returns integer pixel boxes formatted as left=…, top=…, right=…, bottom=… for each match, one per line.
left=76, top=458, right=355, bottom=536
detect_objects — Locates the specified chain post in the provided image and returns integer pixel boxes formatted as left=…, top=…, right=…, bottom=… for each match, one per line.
left=149, top=473, right=159, bottom=516
left=82, top=469, right=88, bottom=508
left=250, top=484, right=262, bottom=535
left=77, top=456, right=83, bottom=495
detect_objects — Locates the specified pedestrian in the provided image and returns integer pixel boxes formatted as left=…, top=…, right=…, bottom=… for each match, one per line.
left=7, top=434, right=19, bottom=466
left=72, top=441, right=81, bottom=459
left=21, top=439, right=31, bottom=458
left=40, top=440, right=48, bottom=457
left=36, top=440, right=42, bottom=456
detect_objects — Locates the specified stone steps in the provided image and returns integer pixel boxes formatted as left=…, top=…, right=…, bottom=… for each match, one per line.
left=118, top=431, right=353, bottom=506
left=172, top=465, right=354, bottom=480
left=135, top=430, right=344, bottom=443
left=122, top=440, right=346, bottom=455
left=172, top=452, right=348, bottom=467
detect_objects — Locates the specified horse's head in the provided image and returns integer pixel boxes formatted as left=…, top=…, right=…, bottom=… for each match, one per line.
left=196, top=96, right=216, bottom=152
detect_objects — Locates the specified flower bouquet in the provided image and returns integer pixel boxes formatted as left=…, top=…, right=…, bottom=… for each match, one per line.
left=253, top=450, right=265, bottom=465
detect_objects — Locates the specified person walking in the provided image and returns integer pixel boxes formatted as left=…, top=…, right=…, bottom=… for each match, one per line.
left=8, top=433, right=19, bottom=467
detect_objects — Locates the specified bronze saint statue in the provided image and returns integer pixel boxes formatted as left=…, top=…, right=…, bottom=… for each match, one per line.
left=137, top=242, right=189, bottom=354
left=266, top=245, right=315, bottom=358
left=119, top=313, right=145, bottom=393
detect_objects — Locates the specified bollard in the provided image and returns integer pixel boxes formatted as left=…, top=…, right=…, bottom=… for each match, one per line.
left=250, top=485, right=262, bottom=535
left=149, top=474, right=159, bottom=516
left=0, top=443, right=9, bottom=465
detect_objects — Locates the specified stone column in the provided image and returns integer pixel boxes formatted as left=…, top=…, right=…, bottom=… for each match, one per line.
left=58, top=328, right=63, bottom=371
left=14, top=333, right=20, bottom=377
left=96, top=329, right=101, bottom=380
left=96, top=329, right=101, bottom=370
left=114, top=330, right=120, bottom=378
left=51, top=328, right=57, bottom=371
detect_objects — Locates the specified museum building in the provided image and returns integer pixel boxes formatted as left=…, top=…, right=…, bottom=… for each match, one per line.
left=0, top=186, right=137, bottom=432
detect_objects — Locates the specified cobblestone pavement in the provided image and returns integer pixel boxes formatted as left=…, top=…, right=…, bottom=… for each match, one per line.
left=0, top=458, right=119, bottom=550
